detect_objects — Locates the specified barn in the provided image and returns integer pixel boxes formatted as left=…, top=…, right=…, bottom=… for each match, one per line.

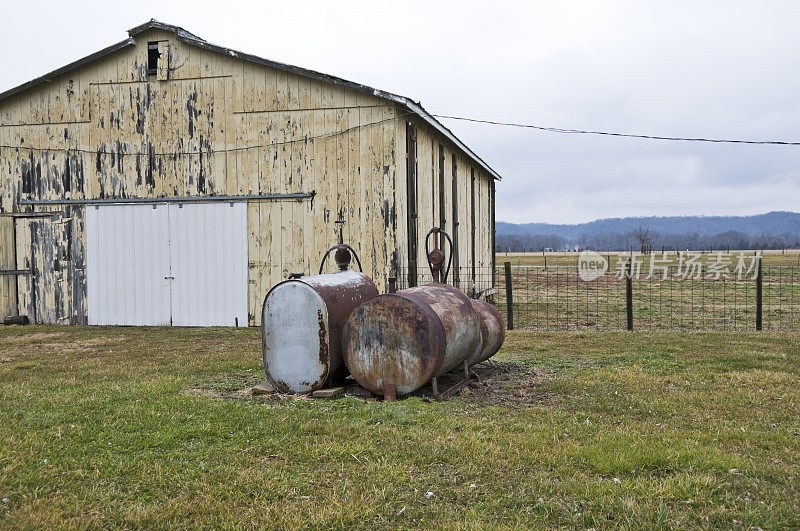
left=0, top=20, right=500, bottom=327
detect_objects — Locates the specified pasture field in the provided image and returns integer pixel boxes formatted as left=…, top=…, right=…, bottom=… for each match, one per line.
left=1, top=326, right=798, bottom=528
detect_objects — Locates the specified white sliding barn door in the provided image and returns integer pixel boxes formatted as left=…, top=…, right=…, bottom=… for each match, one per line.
left=168, top=203, right=248, bottom=326
left=86, top=202, right=248, bottom=327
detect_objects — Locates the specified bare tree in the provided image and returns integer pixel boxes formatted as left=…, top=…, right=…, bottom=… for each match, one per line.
left=631, top=226, right=651, bottom=253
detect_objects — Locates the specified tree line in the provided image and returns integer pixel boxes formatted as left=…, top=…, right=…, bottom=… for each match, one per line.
left=496, top=229, right=799, bottom=252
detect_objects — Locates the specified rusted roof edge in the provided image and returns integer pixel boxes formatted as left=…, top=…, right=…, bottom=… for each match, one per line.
left=0, top=38, right=135, bottom=102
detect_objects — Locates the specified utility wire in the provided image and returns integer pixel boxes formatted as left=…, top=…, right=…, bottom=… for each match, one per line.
left=432, top=114, right=800, bottom=146
left=6, top=108, right=795, bottom=154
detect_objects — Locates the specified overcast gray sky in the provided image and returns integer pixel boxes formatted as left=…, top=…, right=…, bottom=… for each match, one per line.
left=2, top=0, right=799, bottom=224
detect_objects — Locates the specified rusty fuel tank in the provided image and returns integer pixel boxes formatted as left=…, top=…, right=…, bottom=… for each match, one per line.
left=468, top=299, right=505, bottom=365
left=342, top=283, right=482, bottom=396
left=262, top=270, right=378, bottom=393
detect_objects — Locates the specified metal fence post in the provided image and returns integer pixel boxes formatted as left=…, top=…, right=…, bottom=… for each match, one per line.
left=408, top=259, right=417, bottom=288
left=626, top=259, right=633, bottom=331
left=756, top=257, right=763, bottom=331
left=504, top=261, right=514, bottom=330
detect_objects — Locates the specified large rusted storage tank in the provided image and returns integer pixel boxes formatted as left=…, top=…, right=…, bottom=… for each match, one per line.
left=262, top=270, right=378, bottom=393
left=468, top=300, right=505, bottom=365
left=342, top=283, right=482, bottom=396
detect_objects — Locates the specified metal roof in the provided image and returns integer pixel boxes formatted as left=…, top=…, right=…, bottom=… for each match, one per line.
left=0, top=19, right=501, bottom=180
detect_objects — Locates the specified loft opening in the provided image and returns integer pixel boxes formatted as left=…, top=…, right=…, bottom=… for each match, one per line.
left=147, top=42, right=160, bottom=75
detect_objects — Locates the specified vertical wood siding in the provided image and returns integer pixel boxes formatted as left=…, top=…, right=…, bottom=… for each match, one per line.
left=0, top=216, right=15, bottom=316
left=394, top=118, right=495, bottom=295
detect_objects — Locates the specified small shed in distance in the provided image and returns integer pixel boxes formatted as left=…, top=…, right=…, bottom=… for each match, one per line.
left=0, top=20, right=500, bottom=326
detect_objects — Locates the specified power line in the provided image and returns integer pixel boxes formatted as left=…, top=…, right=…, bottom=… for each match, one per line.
left=432, top=114, right=800, bottom=146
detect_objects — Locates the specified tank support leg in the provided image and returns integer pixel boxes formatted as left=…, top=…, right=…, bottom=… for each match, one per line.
left=431, top=377, right=439, bottom=398
left=438, top=363, right=475, bottom=401
left=384, top=384, right=396, bottom=402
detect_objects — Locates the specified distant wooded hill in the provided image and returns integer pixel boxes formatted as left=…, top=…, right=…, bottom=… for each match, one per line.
left=496, top=211, right=800, bottom=252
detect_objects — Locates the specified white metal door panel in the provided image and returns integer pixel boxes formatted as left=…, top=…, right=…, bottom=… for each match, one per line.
left=86, top=202, right=248, bottom=327
left=86, top=204, right=172, bottom=325
left=168, top=202, right=248, bottom=327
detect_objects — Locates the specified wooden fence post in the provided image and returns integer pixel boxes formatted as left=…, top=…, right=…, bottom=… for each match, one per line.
left=626, top=259, right=633, bottom=331
left=756, top=256, right=763, bottom=331
left=504, top=261, right=514, bottom=330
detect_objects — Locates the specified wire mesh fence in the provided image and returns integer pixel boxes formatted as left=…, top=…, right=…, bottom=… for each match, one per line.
left=396, top=263, right=800, bottom=331
left=496, top=264, right=800, bottom=331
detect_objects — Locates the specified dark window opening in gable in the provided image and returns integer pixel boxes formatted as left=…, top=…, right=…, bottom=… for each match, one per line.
left=147, top=42, right=160, bottom=75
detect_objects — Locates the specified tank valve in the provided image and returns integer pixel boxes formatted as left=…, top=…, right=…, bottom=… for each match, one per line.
left=319, top=219, right=363, bottom=274
left=425, top=227, right=453, bottom=283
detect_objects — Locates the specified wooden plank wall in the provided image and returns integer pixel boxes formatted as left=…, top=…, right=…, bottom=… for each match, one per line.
left=12, top=210, right=83, bottom=324
left=0, top=28, right=400, bottom=324
left=0, top=217, right=15, bottom=316
left=394, top=118, right=495, bottom=294
left=238, top=67, right=399, bottom=323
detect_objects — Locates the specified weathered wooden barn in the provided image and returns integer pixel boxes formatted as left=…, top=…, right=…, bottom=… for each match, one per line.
left=0, top=20, right=499, bottom=326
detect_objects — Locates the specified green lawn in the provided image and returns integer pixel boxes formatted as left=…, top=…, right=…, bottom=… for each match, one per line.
left=1, top=326, right=798, bottom=528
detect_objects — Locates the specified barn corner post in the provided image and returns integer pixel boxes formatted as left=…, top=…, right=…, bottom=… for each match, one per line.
left=490, top=179, right=496, bottom=287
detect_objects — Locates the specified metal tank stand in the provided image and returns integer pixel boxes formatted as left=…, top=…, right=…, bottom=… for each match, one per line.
left=429, top=360, right=475, bottom=401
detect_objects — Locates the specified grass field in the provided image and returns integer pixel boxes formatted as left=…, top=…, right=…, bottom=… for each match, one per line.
left=1, top=326, right=798, bottom=528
